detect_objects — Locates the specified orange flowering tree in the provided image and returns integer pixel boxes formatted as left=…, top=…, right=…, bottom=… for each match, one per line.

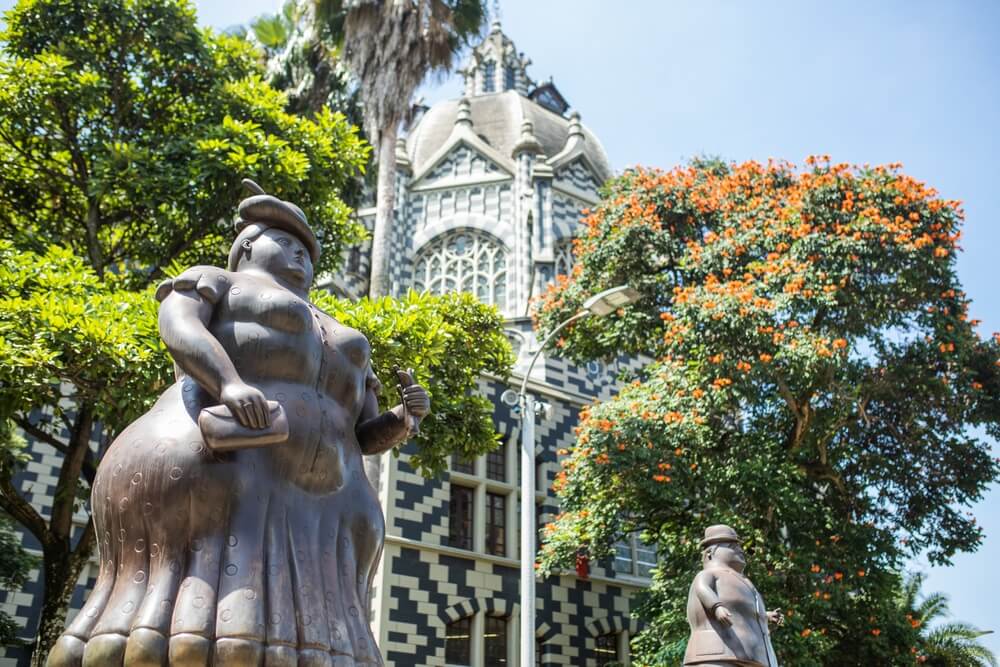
left=535, top=158, right=1000, bottom=665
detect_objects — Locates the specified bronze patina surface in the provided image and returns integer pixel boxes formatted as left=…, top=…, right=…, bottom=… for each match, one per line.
left=47, top=181, right=429, bottom=667
left=683, top=525, right=782, bottom=667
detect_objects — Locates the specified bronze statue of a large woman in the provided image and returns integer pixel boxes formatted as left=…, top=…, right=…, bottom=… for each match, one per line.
left=47, top=181, right=429, bottom=667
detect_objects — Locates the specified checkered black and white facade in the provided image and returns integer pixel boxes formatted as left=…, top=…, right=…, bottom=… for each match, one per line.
left=0, top=22, right=651, bottom=667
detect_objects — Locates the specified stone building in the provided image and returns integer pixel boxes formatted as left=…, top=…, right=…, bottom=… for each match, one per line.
left=0, top=22, right=652, bottom=667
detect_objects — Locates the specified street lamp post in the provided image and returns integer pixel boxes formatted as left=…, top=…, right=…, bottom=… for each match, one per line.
left=505, top=285, right=641, bottom=666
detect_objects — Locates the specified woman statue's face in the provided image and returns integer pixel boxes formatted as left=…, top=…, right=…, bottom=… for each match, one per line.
left=243, top=227, right=314, bottom=290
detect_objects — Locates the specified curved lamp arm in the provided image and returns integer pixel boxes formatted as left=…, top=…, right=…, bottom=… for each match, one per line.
left=517, top=310, right=590, bottom=400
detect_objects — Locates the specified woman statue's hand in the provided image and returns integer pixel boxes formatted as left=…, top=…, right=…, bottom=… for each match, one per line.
left=220, top=381, right=270, bottom=429
left=395, top=367, right=430, bottom=435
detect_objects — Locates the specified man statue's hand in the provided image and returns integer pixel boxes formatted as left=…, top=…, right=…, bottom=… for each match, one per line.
left=714, top=605, right=734, bottom=627
left=767, top=609, right=784, bottom=626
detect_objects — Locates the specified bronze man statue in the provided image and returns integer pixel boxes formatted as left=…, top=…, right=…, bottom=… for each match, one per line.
left=683, top=525, right=782, bottom=667
left=47, top=180, right=429, bottom=667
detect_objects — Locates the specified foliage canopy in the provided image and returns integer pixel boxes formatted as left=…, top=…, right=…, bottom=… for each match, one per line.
left=536, top=158, right=1000, bottom=665
left=0, top=0, right=369, bottom=286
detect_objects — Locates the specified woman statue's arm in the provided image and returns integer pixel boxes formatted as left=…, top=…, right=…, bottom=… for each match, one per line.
left=355, top=366, right=430, bottom=455
left=157, top=274, right=269, bottom=429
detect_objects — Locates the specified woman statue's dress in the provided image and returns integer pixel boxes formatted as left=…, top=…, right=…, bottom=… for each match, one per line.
left=49, top=262, right=396, bottom=667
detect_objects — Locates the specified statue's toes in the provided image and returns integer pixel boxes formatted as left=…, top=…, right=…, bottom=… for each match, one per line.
left=45, top=634, right=86, bottom=667
left=168, top=632, right=211, bottom=666
left=215, top=637, right=264, bottom=666
left=81, top=632, right=127, bottom=667
left=298, top=648, right=333, bottom=666
left=264, top=644, right=298, bottom=666
left=123, top=628, right=168, bottom=666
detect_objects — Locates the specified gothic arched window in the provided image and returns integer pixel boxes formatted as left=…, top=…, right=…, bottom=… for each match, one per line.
left=413, top=230, right=508, bottom=310
left=555, top=239, right=575, bottom=278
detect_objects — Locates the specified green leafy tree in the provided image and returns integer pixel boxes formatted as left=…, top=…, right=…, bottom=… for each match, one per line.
left=536, top=158, right=1000, bottom=666
left=0, top=0, right=369, bottom=285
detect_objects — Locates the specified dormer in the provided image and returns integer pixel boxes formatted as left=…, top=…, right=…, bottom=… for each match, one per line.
left=459, top=21, right=533, bottom=96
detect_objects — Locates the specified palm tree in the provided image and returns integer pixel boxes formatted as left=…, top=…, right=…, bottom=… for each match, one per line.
left=251, top=0, right=299, bottom=56
left=902, top=573, right=997, bottom=666
left=255, top=0, right=485, bottom=296
left=335, top=0, right=486, bottom=297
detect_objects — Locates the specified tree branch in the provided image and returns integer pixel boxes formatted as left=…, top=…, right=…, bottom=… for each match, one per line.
left=12, top=417, right=69, bottom=456
left=0, top=473, right=49, bottom=547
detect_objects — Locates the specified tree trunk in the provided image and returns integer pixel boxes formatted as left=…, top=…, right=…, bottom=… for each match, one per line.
left=31, top=529, right=94, bottom=667
left=368, top=128, right=397, bottom=299
left=27, top=405, right=97, bottom=665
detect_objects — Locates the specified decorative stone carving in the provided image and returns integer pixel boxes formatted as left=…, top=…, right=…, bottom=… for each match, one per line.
left=47, top=180, right=429, bottom=667
left=683, top=525, right=782, bottom=667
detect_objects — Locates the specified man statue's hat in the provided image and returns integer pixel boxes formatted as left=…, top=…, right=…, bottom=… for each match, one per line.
left=235, top=179, right=320, bottom=264
left=699, top=525, right=742, bottom=548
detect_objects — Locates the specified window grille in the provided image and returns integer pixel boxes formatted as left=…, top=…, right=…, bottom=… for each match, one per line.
left=482, top=60, right=496, bottom=92
left=452, top=453, right=474, bottom=475
left=449, top=485, right=474, bottom=551
left=594, top=633, right=619, bottom=666
left=486, top=440, right=506, bottom=482
left=445, top=616, right=472, bottom=665
left=503, top=64, right=515, bottom=91
left=483, top=615, right=508, bottom=667
left=413, top=230, right=508, bottom=310
left=485, top=492, right=506, bottom=556
left=613, top=531, right=658, bottom=578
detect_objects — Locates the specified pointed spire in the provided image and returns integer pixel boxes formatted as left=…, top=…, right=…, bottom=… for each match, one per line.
left=456, top=98, right=473, bottom=128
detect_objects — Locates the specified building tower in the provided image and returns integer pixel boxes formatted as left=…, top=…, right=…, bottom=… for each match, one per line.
left=357, top=22, right=653, bottom=666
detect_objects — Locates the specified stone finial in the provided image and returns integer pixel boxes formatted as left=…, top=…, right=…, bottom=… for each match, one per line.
left=394, top=136, right=411, bottom=172
left=456, top=98, right=473, bottom=128
left=490, top=19, right=502, bottom=33
left=567, top=111, right=584, bottom=141
left=512, top=119, right=542, bottom=157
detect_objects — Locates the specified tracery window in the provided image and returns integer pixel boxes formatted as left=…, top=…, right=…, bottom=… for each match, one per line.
left=414, top=230, right=508, bottom=310
left=503, top=64, right=515, bottom=91
left=554, top=239, right=575, bottom=278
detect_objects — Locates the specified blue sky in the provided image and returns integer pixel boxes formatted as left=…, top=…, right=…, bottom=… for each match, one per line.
left=5, top=0, right=999, bottom=653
